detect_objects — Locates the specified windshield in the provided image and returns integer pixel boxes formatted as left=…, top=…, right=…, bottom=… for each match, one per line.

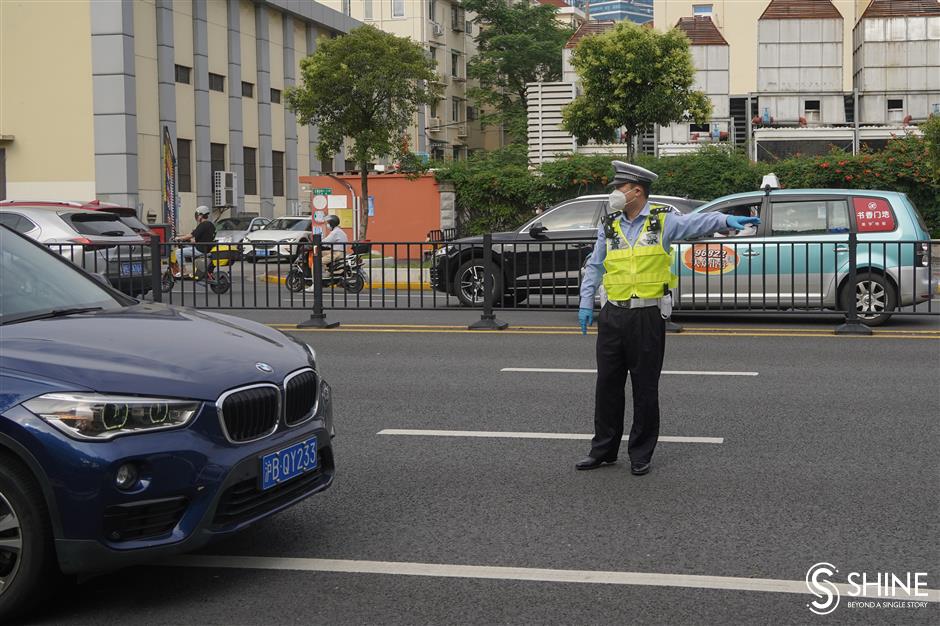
left=0, top=229, right=123, bottom=324
left=118, top=215, right=150, bottom=233
left=216, top=217, right=252, bottom=230
left=63, top=212, right=138, bottom=237
left=264, top=218, right=309, bottom=231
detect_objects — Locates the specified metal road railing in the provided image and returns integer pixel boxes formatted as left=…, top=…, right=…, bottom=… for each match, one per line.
left=45, top=235, right=939, bottom=330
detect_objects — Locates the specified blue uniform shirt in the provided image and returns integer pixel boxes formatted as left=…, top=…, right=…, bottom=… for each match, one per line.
left=579, top=202, right=732, bottom=310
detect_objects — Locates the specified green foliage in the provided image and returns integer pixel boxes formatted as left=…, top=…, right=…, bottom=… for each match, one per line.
left=435, top=136, right=940, bottom=236
left=562, top=22, right=711, bottom=155
left=432, top=145, right=544, bottom=234
left=922, top=115, right=940, bottom=175
left=286, top=25, right=441, bottom=237
left=464, top=0, right=574, bottom=143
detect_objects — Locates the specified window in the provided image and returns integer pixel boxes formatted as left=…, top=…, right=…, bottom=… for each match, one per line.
left=709, top=202, right=762, bottom=238
left=364, top=0, right=373, bottom=19
left=429, top=0, right=437, bottom=22
left=270, top=88, right=281, bottom=104
left=430, top=99, right=438, bottom=118
left=272, top=151, right=284, bottom=197
left=177, top=138, right=192, bottom=192
left=429, top=46, right=437, bottom=67
left=174, top=64, right=191, bottom=84
left=452, top=96, right=461, bottom=123
left=0, top=213, right=37, bottom=234
left=342, top=0, right=351, bottom=15
left=211, top=143, right=226, bottom=179
left=241, top=81, right=254, bottom=98
left=804, top=100, right=821, bottom=123
left=243, top=147, right=257, bottom=195
left=451, top=52, right=459, bottom=78
left=208, top=73, right=225, bottom=92
left=467, top=106, right=477, bottom=121
left=525, top=201, right=600, bottom=233
left=689, top=123, right=710, bottom=133
left=771, top=200, right=849, bottom=236
left=392, top=0, right=404, bottom=18
left=693, top=4, right=713, bottom=15
left=887, top=98, right=904, bottom=122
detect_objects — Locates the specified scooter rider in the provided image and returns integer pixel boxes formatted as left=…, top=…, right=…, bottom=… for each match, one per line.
left=305, top=214, right=349, bottom=292
left=170, top=205, right=215, bottom=278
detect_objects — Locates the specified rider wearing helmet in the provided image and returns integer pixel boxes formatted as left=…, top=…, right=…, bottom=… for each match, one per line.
left=170, top=205, right=216, bottom=278
left=305, top=213, right=350, bottom=291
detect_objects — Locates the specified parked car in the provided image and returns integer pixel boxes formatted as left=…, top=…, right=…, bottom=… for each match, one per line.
left=214, top=214, right=271, bottom=244
left=0, top=226, right=335, bottom=619
left=80, top=200, right=160, bottom=242
left=0, top=201, right=152, bottom=297
left=242, top=216, right=313, bottom=261
left=429, top=194, right=704, bottom=306
left=667, top=188, right=932, bottom=325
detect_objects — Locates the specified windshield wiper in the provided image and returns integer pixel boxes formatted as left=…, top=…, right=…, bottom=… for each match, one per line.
left=1, top=307, right=104, bottom=326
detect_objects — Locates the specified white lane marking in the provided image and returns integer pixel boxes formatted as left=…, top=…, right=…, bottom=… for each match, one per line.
left=377, top=429, right=723, bottom=444
left=167, top=555, right=940, bottom=602
left=502, top=368, right=759, bottom=376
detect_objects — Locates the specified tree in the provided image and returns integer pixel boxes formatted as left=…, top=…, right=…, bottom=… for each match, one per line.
left=286, top=25, right=441, bottom=239
left=923, top=114, right=940, bottom=176
left=463, top=0, right=574, bottom=143
left=562, top=21, right=712, bottom=157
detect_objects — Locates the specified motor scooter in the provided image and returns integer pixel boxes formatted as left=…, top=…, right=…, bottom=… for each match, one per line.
left=285, top=241, right=369, bottom=294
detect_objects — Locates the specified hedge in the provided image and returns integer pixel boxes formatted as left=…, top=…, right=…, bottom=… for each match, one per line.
left=434, top=123, right=940, bottom=237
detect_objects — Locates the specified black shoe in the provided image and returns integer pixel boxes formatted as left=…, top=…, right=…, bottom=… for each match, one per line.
left=630, top=462, right=651, bottom=476
left=575, top=456, right=617, bottom=470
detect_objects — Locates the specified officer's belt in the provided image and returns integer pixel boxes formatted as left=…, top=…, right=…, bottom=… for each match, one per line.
left=608, top=297, right=660, bottom=309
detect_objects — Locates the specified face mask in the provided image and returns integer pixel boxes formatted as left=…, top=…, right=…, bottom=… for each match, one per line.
left=608, top=189, right=627, bottom=212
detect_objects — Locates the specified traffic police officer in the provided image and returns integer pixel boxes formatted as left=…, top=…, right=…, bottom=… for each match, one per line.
left=576, top=161, right=760, bottom=475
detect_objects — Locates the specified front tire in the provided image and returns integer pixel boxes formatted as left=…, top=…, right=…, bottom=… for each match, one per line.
left=209, top=272, right=231, bottom=295
left=160, top=270, right=175, bottom=293
left=0, top=455, right=58, bottom=621
left=454, top=259, right=502, bottom=308
left=343, top=272, right=365, bottom=294
left=840, top=271, right=897, bottom=327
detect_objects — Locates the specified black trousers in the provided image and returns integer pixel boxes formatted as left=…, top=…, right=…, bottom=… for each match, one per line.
left=590, top=303, right=666, bottom=464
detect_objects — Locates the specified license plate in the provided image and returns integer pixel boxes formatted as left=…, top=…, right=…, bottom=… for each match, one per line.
left=120, top=261, right=143, bottom=276
left=260, top=436, right=318, bottom=490
left=255, top=249, right=271, bottom=256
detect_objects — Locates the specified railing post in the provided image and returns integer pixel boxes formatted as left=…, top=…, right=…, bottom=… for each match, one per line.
left=150, top=236, right=162, bottom=303
left=298, top=233, right=339, bottom=329
left=835, top=231, right=872, bottom=335
left=468, top=233, right=508, bottom=330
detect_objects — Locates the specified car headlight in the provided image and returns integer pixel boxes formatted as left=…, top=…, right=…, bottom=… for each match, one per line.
left=24, top=393, right=200, bottom=440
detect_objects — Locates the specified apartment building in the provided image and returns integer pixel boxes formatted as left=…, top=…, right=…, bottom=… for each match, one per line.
left=323, top=0, right=497, bottom=160
left=527, top=0, right=940, bottom=163
left=0, top=0, right=358, bottom=232
left=586, top=0, right=654, bottom=24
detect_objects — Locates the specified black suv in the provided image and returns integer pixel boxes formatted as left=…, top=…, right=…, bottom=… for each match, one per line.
left=430, top=194, right=705, bottom=306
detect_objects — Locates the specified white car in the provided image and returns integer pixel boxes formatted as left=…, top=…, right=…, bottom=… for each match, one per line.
left=214, top=214, right=271, bottom=243
left=242, top=216, right=312, bottom=261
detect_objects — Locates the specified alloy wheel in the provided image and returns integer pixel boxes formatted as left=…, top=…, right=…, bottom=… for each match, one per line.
left=459, top=265, right=485, bottom=305
left=0, top=492, right=22, bottom=596
left=855, top=279, right=886, bottom=320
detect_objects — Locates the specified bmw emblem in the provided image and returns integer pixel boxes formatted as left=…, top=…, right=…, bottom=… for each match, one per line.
left=255, top=362, right=274, bottom=373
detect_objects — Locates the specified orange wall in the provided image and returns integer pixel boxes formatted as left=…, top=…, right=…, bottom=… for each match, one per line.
left=298, top=173, right=442, bottom=243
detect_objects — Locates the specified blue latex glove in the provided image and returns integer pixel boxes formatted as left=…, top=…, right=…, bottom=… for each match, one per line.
left=726, top=215, right=761, bottom=231
left=578, top=308, right=593, bottom=335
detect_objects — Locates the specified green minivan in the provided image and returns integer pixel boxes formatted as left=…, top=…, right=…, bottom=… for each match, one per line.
left=671, top=188, right=933, bottom=325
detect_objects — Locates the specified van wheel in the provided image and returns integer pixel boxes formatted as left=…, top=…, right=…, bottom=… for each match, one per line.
left=840, top=272, right=896, bottom=327
left=0, top=455, right=58, bottom=621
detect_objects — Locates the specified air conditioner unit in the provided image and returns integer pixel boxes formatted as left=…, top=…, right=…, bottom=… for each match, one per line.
left=457, top=124, right=468, bottom=137
left=213, top=171, right=237, bottom=208
left=429, top=117, right=442, bottom=131
left=431, top=22, right=444, bottom=37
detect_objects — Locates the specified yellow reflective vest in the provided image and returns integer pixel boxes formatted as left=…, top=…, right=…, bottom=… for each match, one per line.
left=602, top=213, right=678, bottom=300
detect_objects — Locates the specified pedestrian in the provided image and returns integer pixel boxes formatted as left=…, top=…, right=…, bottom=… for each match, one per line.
left=576, top=161, right=759, bottom=475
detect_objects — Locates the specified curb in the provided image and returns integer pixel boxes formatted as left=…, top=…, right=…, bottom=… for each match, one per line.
left=261, top=273, right=431, bottom=291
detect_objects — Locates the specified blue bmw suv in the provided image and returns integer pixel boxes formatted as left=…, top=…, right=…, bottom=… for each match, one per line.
left=0, top=227, right=335, bottom=619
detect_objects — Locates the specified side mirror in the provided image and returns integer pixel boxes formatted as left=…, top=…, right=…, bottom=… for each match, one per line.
left=529, top=223, right=548, bottom=238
